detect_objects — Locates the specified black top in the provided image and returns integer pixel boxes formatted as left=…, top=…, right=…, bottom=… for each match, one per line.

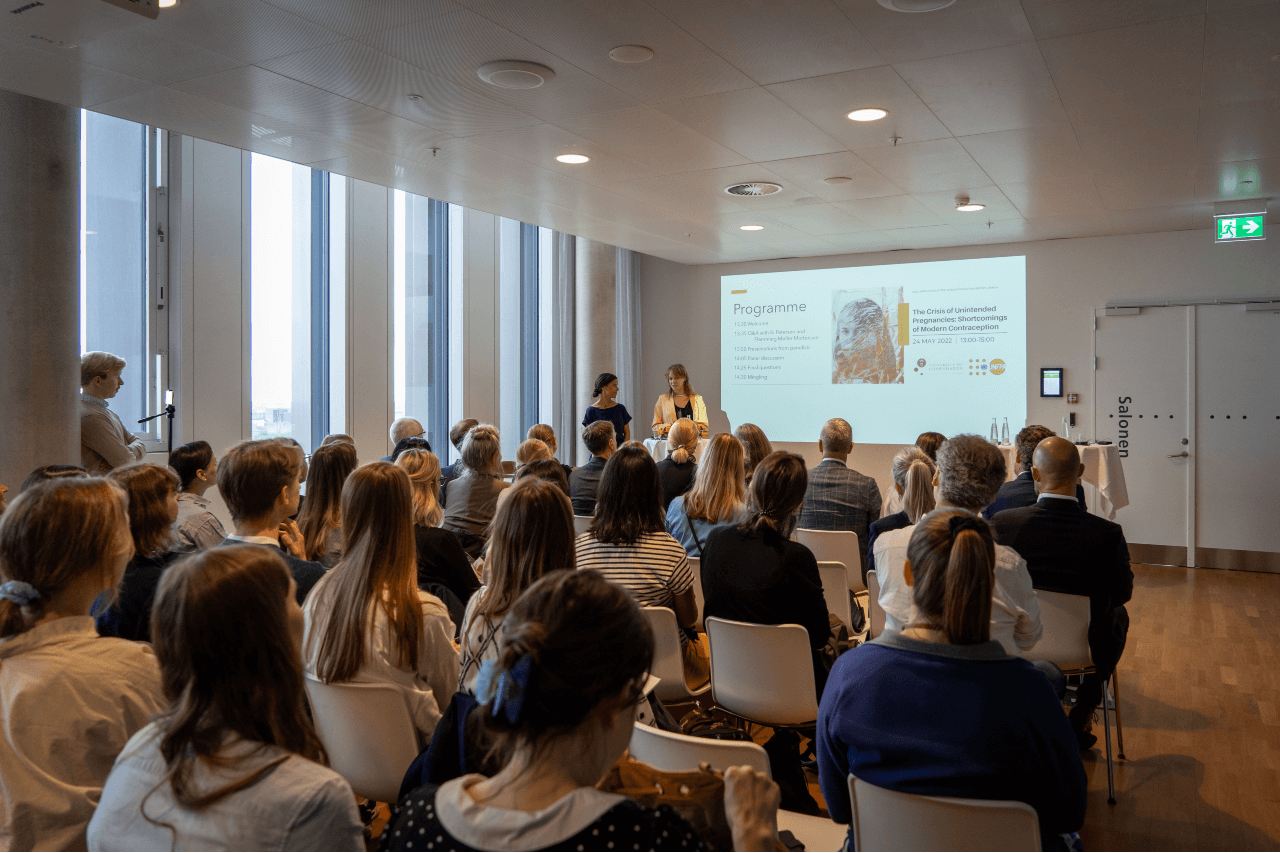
left=414, top=525, right=480, bottom=609
left=865, top=510, right=911, bottom=577
left=217, top=539, right=325, bottom=604
left=656, top=457, right=697, bottom=510
left=582, top=404, right=633, bottom=446
left=95, top=551, right=181, bottom=643
left=381, top=784, right=707, bottom=852
left=568, top=456, right=608, bottom=516
left=674, top=400, right=693, bottom=420
left=983, top=471, right=1087, bottom=519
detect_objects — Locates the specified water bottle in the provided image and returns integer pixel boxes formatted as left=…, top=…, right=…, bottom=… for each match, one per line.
left=990, top=418, right=999, bottom=443
left=1001, top=417, right=1010, bottom=445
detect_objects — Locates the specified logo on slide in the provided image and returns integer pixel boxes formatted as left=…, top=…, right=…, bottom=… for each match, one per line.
left=916, top=358, right=926, bottom=368
left=989, top=358, right=1006, bottom=375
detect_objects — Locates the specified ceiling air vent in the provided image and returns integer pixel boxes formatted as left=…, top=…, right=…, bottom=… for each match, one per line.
left=724, top=182, right=783, bottom=197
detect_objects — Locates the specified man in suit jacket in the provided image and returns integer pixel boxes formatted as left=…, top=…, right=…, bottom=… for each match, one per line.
left=992, top=436, right=1133, bottom=750
left=216, top=439, right=326, bottom=604
left=568, top=421, right=616, bottom=516
left=984, top=424, right=1086, bottom=518
left=798, top=417, right=881, bottom=580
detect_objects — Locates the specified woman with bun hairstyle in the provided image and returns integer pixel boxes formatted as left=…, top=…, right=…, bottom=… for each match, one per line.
left=581, top=372, right=632, bottom=446
left=0, top=478, right=165, bottom=850
left=656, top=417, right=699, bottom=510
left=734, top=423, right=773, bottom=487
left=651, top=363, right=709, bottom=438
left=384, top=569, right=784, bottom=852
left=817, top=509, right=1086, bottom=852
left=867, top=446, right=936, bottom=576
left=442, top=424, right=511, bottom=560
left=665, top=432, right=748, bottom=558
left=296, top=440, right=358, bottom=568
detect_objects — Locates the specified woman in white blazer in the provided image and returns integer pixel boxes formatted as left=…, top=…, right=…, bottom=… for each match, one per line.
left=651, top=364, right=709, bottom=438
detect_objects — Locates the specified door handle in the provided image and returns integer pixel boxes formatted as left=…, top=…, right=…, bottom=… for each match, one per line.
left=1167, top=451, right=1189, bottom=458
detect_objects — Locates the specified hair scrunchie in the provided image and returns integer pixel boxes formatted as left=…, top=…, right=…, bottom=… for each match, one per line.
left=0, top=580, right=41, bottom=607
left=947, top=515, right=985, bottom=540
left=475, top=654, right=533, bottom=725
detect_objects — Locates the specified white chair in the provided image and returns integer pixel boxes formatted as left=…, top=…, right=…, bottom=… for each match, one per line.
left=796, top=528, right=865, bottom=594
left=629, top=724, right=848, bottom=853
left=687, top=556, right=705, bottom=632
left=1022, top=590, right=1124, bottom=804
left=642, top=606, right=710, bottom=703
left=816, top=560, right=852, bottom=627
left=848, top=774, right=1042, bottom=851
left=573, top=514, right=593, bottom=536
left=705, top=617, right=818, bottom=727
left=304, top=676, right=420, bottom=805
left=866, top=570, right=886, bottom=640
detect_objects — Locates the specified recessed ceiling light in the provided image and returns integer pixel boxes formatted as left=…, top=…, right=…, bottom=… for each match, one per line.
left=159, top=0, right=178, bottom=7
left=609, top=45, right=654, bottom=64
left=956, top=202, right=985, bottom=212
left=824, top=176, right=853, bottom=185
left=847, top=108, right=888, bottom=121
left=477, top=60, right=555, bottom=90
left=876, top=0, right=958, bottom=11
left=740, top=225, right=765, bottom=231
left=556, top=154, right=589, bottom=164
left=406, top=94, right=422, bottom=101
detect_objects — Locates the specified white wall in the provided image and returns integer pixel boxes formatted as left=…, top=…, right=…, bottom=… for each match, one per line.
left=640, top=229, right=1280, bottom=500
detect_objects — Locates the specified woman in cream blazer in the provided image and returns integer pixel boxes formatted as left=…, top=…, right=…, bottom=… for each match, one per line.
left=651, top=364, right=709, bottom=437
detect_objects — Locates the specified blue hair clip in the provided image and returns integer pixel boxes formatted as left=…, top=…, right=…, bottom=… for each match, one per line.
left=474, top=659, right=501, bottom=705
left=0, top=580, right=41, bottom=608
left=491, top=654, right=532, bottom=725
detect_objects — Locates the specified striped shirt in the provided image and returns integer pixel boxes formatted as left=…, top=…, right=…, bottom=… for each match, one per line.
left=573, top=531, right=693, bottom=609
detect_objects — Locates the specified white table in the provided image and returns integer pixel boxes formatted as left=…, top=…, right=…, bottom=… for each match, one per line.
left=997, top=443, right=1130, bottom=519
left=643, top=436, right=710, bottom=463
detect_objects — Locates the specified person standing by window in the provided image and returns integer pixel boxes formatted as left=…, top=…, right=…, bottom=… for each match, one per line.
left=79, top=352, right=146, bottom=475
left=582, top=373, right=632, bottom=447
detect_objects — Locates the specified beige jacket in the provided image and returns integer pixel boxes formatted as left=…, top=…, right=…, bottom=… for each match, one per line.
left=80, top=394, right=147, bottom=474
left=651, top=393, right=708, bottom=436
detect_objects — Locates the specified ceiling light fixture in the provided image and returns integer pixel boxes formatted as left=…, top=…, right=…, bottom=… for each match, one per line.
left=406, top=94, right=422, bottom=101
left=824, top=176, right=852, bottom=185
left=477, top=60, right=555, bottom=90
left=740, top=225, right=765, bottom=231
left=956, top=195, right=985, bottom=212
left=876, top=0, right=958, bottom=11
left=556, top=154, right=589, bottom=164
left=847, top=108, right=888, bottom=121
left=159, top=0, right=178, bottom=6
left=609, top=45, right=654, bottom=63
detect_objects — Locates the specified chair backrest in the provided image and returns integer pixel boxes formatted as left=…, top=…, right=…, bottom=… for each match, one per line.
left=849, top=775, right=1042, bottom=852
left=816, top=560, right=851, bottom=627
left=1021, top=590, right=1093, bottom=671
left=642, top=606, right=700, bottom=703
left=796, top=528, right=865, bottom=594
left=866, top=570, right=886, bottom=640
left=630, top=721, right=770, bottom=777
left=573, top=514, right=593, bottom=536
left=687, top=556, right=705, bottom=631
left=304, top=677, right=420, bottom=804
left=705, top=616, right=818, bottom=726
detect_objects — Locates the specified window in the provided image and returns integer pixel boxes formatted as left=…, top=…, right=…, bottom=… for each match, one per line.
left=499, top=219, right=551, bottom=456
left=393, top=190, right=452, bottom=453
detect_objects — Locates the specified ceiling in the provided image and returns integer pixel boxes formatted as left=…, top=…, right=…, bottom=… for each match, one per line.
left=2, top=0, right=1278, bottom=265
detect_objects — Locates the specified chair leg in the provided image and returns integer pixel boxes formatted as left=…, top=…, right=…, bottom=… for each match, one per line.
left=1111, top=672, right=1125, bottom=760
left=1101, top=695, right=1116, bottom=805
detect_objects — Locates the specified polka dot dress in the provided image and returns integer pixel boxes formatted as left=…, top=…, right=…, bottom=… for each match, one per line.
left=380, top=785, right=708, bottom=852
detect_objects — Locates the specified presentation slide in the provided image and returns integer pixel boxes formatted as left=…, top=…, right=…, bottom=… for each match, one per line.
left=721, top=256, right=1026, bottom=444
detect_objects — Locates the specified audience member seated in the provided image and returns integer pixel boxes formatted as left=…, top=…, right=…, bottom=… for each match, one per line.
left=79, top=351, right=147, bottom=475
left=734, top=423, right=773, bottom=488
left=582, top=372, right=632, bottom=446
left=915, top=430, right=946, bottom=462
left=216, top=439, right=325, bottom=603
left=87, top=546, right=364, bottom=851
left=866, top=446, right=935, bottom=577
left=297, top=441, right=358, bottom=568
left=575, top=445, right=707, bottom=689
left=527, top=423, right=573, bottom=480
left=272, top=437, right=309, bottom=518
left=798, top=417, right=882, bottom=580
left=992, top=437, right=1133, bottom=750
left=873, top=435, right=1042, bottom=655
left=656, top=417, right=699, bottom=509
left=568, top=421, right=616, bottom=516
left=320, top=432, right=355, bottom=448
left=515, top=438, right=552, bottom=465
left=385, top=570, right=783, bottom=853
left=458, top=479, right=575, bottom=695
left=817, top=509, right=1086, bottom=852
left=984, top=425, right=1087, bottom=518
left=0, top=478, right=165, bottom=850
left=512, top=458, right=570, bottom=496
left=384, top=416, right=425, bottom=461
left=390, top=436, right=431, bottom=462
left=397, top=449, right=478, bottom=613
left=440, top=418, right=480, bottom=487
left=651, top=363, right=709, bottom=438
left=20, top=463, right=87, bottom=492
left=95, top=463, right=182, bottom=643
left=303, top=462, right=459, bottom=746
left=442, top=425, right=510, bottom=560
left=168, top=441, right=228, bottom=553
left=666, top=433, right=748, bottom=558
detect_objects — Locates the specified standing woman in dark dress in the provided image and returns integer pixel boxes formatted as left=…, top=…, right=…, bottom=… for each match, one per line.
left=581, top=373, right=632, bottom=446
left=397, top=449, right=479, bottom=614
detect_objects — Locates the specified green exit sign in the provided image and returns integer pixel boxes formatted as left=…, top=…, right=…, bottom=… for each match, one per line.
left=1216, top=214, right=1265, bottom=242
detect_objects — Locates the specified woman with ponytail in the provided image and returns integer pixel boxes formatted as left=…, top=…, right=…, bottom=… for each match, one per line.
left=383, top=570, right=783, bottom=852
left=655, top=417, right=699, bottom=509
left=296, top=440, right=358, bottom=567
left=0, top=479, right=164, bottom=850
left=816, top=508, right=1086, bottom=852
left=866, top=446, right=936, bottom=577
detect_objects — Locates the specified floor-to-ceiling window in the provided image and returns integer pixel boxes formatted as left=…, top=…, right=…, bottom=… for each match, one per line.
left=499, top=219, right=551, bottom=457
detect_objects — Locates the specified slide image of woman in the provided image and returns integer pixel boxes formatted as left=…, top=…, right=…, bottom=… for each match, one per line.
left=832, top=287, right=904, bottom=385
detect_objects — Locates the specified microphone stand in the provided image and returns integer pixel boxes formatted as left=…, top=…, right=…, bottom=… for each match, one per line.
left=138, top=403, right=177, bottom=455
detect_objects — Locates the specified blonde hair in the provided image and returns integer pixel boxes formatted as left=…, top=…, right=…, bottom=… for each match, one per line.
left=666, top=418, right=699, bottom=465
left=891, top=446, right=937, bottom=524
left=665, top=364, right=694, bottom=398
left=396, top=449, right=444, bottom=527
left=80, top=351, right=126, bottom=386
left=516, top=439, right=553, bottom=465
left=526, top=424, right=557, bottom=454
left=682, top=433, right=745, bottom=524
left=461, top=424, right=502, bottom=477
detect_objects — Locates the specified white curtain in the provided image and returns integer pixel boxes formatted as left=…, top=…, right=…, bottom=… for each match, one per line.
left=551, top=232, right=577, bottom=465
left=615, top=247, right=642, bottom=432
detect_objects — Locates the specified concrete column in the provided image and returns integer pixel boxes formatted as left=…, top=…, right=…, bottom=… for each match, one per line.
left=573, top=236, right=616, bottom=465
left=0, top=91, right=81, bottom=493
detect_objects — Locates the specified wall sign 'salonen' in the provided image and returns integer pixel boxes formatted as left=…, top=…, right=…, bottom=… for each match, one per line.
left=1215, top=215, right=1265, bottom=243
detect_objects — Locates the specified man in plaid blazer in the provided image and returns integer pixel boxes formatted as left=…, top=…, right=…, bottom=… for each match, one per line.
left=798, top=418, right=882, bottom=581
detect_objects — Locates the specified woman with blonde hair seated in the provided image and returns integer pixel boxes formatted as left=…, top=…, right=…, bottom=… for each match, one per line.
left=651, top=363, right=709, bottom=438
left=397, top=449, right=478, bottom=612
left=655, top=417, right=699, bottom=510
left=867, top=445, right=936, bottom=576
left=515, top=438, right=552, bottom=465
left=665, top=432, right=748, bottom=558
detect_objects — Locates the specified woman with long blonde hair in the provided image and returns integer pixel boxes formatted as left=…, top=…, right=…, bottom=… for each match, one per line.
left=397, top=449, right=478, bottom=611
left=656, top=417, right=699, bottom=510
left=867, top=446, right=937, bottom=578
left=303, top=462, right=459, bottom=745
left=296, top=441, right=358, bottom=567
left=664, top=432, right=748, bottom=558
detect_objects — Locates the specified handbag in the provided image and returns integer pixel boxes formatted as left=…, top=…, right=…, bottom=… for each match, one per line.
left=598, top=753, right=734, bottom=851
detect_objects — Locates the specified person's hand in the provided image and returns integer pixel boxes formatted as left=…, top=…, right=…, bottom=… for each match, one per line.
left=279, top=519, right=306, bottom=559
left=724, top=765, right=781, bottom=851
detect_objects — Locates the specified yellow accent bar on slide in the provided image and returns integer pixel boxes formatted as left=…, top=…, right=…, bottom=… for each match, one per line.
left=731, top=289, right=747, bottom=294
left=898, top=303, right=909, bottom=345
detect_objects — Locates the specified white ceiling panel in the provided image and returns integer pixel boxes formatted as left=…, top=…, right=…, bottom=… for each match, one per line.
left=1019, top=0, right=1207, bottom=40
left=605, top=163, right=786, bottom=216
left=654, top=88, right=844, bottom=163
left=999, top=177, right=1104, bottom=219
left=1107, top=204, right=1214, bottom=235
left=1196, top=98, right=1280, bottom=164
left=40, top=28, right=243, bottom=87
left=0, top=0, right=142, bottom=48
left=1072, top=105, right=1201, bottom=173
left=1025, top=212, right=1116, bottom=241
left=262, top=0, right=459, bottom=39
left=882, top=223, right=968, bottom=249
left=958, top=122, right=1093, bottom=185
left=856, top=138, right=993, bottom=195
left=911, top=186, right=1023, bottom=223
left=835, top=0, right=1035, bottom=64
left=1201, top=4, right=1280, bottom=105
left=556, top=106, right=750, bottom=172
left=460, top=123, right=663, bottom=185
left=757, top=203, right=878, bottom=236
left=646, top=0, right=884, bottom=85
left=818, top=231, right=900, bottom=254
left=759, top=151, right=903, bottom=201
left=0, top=37, right=152, bottom=108
left=833, top=194, right=949, bottom=230
left=147, top=0, right=343, bottom=65
left=1194, top=157, right=1280, bottom=203
left=1092, top=162, right=1200, bottom=211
